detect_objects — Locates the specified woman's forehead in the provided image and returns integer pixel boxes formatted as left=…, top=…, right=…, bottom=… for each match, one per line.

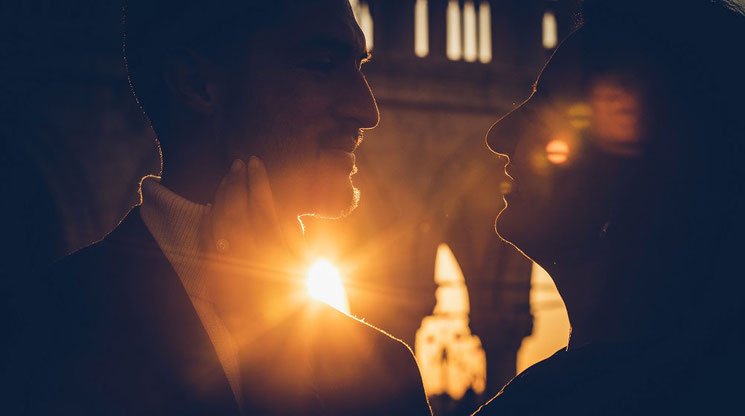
left=538, top=28, right=648, bottom=98
left=536, top=34, right=584, bottom=93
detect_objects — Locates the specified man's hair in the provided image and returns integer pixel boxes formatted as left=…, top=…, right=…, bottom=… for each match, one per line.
left=122, top=0, right=284, bottom=145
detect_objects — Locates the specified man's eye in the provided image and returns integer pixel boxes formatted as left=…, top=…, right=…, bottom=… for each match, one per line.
left=305, top=56, right=336, bottom=72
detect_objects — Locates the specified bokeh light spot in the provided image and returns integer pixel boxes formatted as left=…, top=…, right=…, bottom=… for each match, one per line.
left=306, top=258, right=351, bottom=314
left=546, top=139, right=570, bottom=164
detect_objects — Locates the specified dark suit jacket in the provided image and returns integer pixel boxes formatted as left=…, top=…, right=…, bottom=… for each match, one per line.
left=473, top=337, right=745, bottom=416
left=24, top=208, right=431, bottom=415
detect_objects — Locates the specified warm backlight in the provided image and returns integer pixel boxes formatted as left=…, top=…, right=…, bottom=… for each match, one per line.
left=306, top=259, right=351, bottom=314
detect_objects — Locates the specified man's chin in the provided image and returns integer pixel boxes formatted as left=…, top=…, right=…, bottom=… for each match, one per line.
left=310, top=182, right=360, bottom=219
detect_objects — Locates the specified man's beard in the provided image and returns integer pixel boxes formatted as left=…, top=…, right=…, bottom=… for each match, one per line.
left=259, top=153, right=360, bottom=220
left=313, top=181, right=360, bottom=219
left=309, top=167, right=360, bottom=219
left=236, top=125, right=360, bottom=219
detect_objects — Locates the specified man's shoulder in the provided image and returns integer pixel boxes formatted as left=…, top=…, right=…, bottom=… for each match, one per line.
left=43, top=208, right=161, bottom=289
left=41, top=233, right=131, bottom=308
left=308, top=303, right=416, bottom=362
left=47, top=238, right=110, bottom=280
left=36, top=209, right=165, bottom=332
left=286, top=304, right=431, bottom=415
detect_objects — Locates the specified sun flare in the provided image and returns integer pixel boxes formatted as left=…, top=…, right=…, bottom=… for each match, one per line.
left=306, top=259, right=351, bottom=314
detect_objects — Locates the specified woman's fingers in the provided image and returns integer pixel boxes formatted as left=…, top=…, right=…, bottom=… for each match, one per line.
left=246, top=157, right=308, bottom=279
left=280, top=216, right=307, bottom=263
left=206, top=157, right=306, bottom=280
left=211, top=159, right=253, bottom=254
left=246, top=156, right=283, bottom=247
left=222, top=159, right=251, bottom=228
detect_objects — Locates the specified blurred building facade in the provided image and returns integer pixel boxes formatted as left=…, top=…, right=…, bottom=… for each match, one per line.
left=2, top=0, right=577, bottom=414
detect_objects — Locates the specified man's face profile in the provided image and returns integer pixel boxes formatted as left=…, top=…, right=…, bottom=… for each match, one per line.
left=219, top=0, right=378, bottom=219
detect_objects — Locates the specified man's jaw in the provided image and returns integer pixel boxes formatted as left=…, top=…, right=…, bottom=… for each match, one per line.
left=311, top=182, right=360, bottom=219
left=270, top=159, right=359, bottom=220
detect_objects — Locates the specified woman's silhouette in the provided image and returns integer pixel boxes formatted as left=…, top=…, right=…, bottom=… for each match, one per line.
left=476, top=1, right=745, bottom=414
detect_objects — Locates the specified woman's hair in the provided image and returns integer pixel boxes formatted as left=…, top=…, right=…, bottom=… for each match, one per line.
left=578, top=0, right=745, bottom=331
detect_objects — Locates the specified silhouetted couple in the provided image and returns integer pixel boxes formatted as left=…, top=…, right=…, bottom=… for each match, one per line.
left=20, top=0, right=745, bottom=415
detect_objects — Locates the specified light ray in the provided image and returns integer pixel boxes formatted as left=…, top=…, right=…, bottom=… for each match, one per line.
left=306, top=259, right=351, bottom=314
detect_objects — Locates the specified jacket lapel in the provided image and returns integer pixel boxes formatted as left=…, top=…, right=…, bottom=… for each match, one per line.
left=105, top=208, right=241, bottom=415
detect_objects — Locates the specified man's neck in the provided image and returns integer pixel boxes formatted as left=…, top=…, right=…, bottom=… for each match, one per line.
left=160, top=143, right=228, bottom=206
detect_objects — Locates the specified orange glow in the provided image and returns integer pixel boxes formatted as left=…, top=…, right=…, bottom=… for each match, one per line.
left=568, top=103, right=592, bottom=130
left=306, top=259, right=351, bottom=314
left=546, top=139, right=570, bottom=164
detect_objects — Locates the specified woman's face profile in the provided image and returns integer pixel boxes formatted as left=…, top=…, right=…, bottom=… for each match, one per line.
left=487, top=28, right=647, bottom=262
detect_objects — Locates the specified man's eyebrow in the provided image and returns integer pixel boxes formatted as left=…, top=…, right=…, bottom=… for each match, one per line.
left=300, top=37, right=369, bottom=62
left=360, top=50, right=372, bottom=64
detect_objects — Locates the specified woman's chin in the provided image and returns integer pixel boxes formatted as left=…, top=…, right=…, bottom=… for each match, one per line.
left=495, top=209, right=546, bottom=258
left=495, top=209, right=522, bottom=244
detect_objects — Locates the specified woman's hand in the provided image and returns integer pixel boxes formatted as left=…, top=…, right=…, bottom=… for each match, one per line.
left=202, top=157, right=307, bottom=343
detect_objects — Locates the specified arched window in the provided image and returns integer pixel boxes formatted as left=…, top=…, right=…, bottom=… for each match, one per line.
left=446, top=0, right=492, bottom=63
left=446, top=0, right=462, bottom=60
left=463, top=0, right=478, bottom=62
left=415, top=0, right=429, bottom=57
left=542, top=10, right=558, bottom=50
left=478, top=1, right=492, bottom=63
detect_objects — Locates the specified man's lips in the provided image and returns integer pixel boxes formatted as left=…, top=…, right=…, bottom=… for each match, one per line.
left=323, top=128, right=362, bottom=152
left=319, top=133, right=360, bottom=173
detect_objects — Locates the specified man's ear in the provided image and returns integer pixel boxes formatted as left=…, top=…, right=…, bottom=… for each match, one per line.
left=163, top=49, right=221, bottom=115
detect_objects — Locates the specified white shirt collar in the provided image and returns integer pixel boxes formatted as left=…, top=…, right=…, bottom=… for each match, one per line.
left=139, top=175, right=212, bottom=301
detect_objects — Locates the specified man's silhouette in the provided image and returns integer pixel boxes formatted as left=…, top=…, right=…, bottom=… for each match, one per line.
left=24, top=1, right=431, bottom=414
left=475, top=0, right=745, bottom=414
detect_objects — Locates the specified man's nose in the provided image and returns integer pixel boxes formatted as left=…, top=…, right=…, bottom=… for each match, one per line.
left=335, top=71, right=380, bottom=129
left=486, top=105, right=528, bottom=158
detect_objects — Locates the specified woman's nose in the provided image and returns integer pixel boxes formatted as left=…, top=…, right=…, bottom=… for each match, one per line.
left=486, top=106, right=526, bottom=158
